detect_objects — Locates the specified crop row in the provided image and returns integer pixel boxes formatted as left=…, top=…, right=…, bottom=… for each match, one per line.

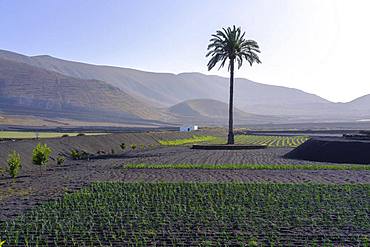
left=125, top=163, right=370, bottom=170
left=235, top=135, right=309, bottom=147
left=1, top=182, right=369, bottom=246
left=159, top=135, right=218, bottom=146
left=158, top=135, right=309, bottom=148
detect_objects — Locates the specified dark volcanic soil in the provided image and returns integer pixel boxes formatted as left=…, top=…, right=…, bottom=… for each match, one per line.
left=286, top=137, right=370, bottom=164
left=0, top=129, right=224, bottom=171
left=1, top=146, right=369, bottom=221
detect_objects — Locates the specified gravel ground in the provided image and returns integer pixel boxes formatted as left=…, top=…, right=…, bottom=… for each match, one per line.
left=1, top=146, right=369, bottom=221
left=120, top=146, right=337, bottom=165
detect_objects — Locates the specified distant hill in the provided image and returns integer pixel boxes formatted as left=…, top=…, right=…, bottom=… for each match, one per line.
left=0, top=58, right=170, bottom=124
left=0, top=50, right=329, bottom=111
left=169, top=99, right=279, bottom=125
left=1, top=49, right=370, bottom=125
left=346, top=94, right=370, bottom=111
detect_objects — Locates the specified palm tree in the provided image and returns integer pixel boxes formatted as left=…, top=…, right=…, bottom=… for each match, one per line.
left=207, top=26, right=261, bottom=144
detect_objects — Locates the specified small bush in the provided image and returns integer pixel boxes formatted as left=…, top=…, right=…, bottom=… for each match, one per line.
left=70, top=149, right=81, bottom=160
left=77, top=133, right=85, bottom=137
left=70, top=149, right=89, bottom=160
left=7, top=151, right=21, bottom=179
left=61, top=134, right=69, bottom=138
left=56, top=156, right=65, bottom=165
left=248, top=239, right=258, bottom=247
left=140, top=144, right=145, bottom=150
left=120, top=143, right=126, bottom=150
left=32, top=143, right=52, bottom=166
left=131, top=144, right=137, bottom=150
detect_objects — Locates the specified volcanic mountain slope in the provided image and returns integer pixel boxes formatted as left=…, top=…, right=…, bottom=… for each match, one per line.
left=0, top=58, right=169, bottom=124
left=169, top=99, right=280, bottom=125
left=345, top=95, right=370, bottom=113
left=1, top=49, right=370, bottom=123
left=0, top=50, right=330, bottom=114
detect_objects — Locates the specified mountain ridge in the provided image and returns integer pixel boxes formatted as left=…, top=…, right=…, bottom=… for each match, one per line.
left=0, top=49, right=365, bottom=104
left=0, top=57, right=171, bottom=124
left=169, top=98, right=280, bottom=125
left=0, top=49, right=330, bottom=107
left=0, top=49, right=369, bottom=125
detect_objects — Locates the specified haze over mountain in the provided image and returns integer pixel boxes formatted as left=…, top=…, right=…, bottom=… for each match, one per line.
left=0, top=55, right=171, bottom=125
left=0, top=49, right=369, bottom=126
left=169, top=99, right=281, bottom=125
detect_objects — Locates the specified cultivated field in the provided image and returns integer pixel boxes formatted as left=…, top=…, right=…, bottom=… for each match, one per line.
left=0, top=131, right=106, bottom=139
left=2, top=183, right=369, bottom=246
left=0, top=131, right=369, bottom=246
left=160, top=134, right=309, bottom=148
left=234, top=135, right=309, bottom=147
left=159, top=135, right=217, bottom=145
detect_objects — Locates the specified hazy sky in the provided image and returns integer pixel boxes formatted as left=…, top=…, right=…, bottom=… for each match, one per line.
left=1, top=0, right=369, bottom=102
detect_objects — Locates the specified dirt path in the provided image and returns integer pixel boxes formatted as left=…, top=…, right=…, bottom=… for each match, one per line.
left=1, top=146, right=369, bottom=221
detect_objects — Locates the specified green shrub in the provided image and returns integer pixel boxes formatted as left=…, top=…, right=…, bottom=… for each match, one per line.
left=70, top=149, right=89, bottom=160
left=70, top=149, right=81, bottom=160
left=248, top=238, right=258, bottom=247
left=56, top=156, right=65, bottom=165
left=120, top=143, right=126, bottom=150
left=77, top=133, right=85, bottom=137
left=61, top=134, right=69, bottom=138
left=32, top=143, right=52, bottom=166
left=7, top=151, right=21, bottom=179
left=140, top=144, right=145, bottom=150
left=130, top=144, right=137, bottom=150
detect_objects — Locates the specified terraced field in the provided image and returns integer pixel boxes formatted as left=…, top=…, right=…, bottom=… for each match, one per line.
left=1, top=182, right=369, bottom=246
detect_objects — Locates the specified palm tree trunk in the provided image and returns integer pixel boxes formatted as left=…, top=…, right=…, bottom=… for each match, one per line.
left=227, top=59, right=235, bottom=144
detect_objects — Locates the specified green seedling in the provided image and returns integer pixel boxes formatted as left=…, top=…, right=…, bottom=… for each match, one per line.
left=7, top=150, right=22, bottom=180
left=32, top=143, right=52, bottom=166
left=56, top=156, right=65, bottom=165
left=1, top=183, right=368, bottom=245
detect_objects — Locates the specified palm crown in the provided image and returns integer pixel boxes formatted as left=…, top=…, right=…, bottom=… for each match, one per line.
left=206, top=25, right=261, bottom=71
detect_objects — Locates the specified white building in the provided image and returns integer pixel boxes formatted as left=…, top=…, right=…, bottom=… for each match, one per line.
left=179, top=125, right=198, bottom=132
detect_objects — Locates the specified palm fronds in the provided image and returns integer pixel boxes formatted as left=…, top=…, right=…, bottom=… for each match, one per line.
left=206, top=25, right=261, bottom=71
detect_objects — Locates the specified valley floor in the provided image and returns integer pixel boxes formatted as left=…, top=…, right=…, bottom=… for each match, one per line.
left=1, top=146, right=369, bottom=221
